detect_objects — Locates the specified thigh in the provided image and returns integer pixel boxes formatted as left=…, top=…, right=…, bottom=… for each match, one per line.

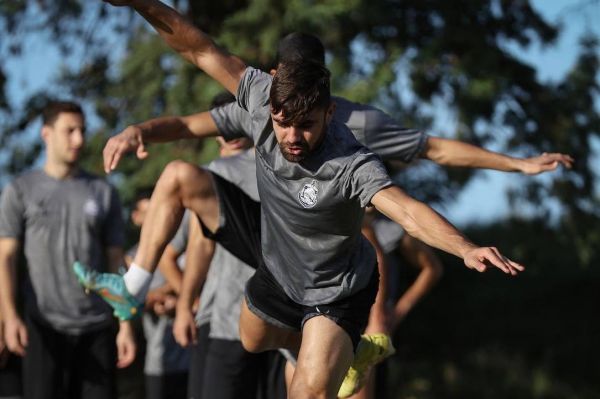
left=0, top=353, right=22, bottom=398
left=303, top=267, right=379, bottom=351
left=201, top=339, right=260, bottom=399
left=290, top=316, right=354, bottom=399
left=240, top=297, right=300, bottom=354
left=22, top=315, right=63, bottom=399
left=187, top=324, right=210, bottom=399
left=73, top=327, right=117, bottom=399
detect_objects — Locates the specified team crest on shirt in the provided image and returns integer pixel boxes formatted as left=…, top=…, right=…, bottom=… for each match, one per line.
left=298, top=180, right=319, bottom=208
left=83, top=199, right=100, bottom=217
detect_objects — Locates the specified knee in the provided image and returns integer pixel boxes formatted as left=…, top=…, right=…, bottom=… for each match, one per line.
left=238, top=325, right=264, bottom=354
left=163, top=160, right=203, bottom=186
left=288, top=376, right=328, bottom=399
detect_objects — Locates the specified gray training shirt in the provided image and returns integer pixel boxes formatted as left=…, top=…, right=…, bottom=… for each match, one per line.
left=0, top=169, right=124, bottom=334
left=234, top=67, right=393, bottom=305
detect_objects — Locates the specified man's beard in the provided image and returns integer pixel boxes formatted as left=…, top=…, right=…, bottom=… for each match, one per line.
left=279, top=141, right=310, bottom=162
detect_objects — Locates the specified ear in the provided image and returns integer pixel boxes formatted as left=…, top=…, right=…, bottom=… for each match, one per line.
left=269, top=68, right=277, bottom=76
left=40, top=125, right=51, bottom=143
left=325, top=101, right=336, bottom=124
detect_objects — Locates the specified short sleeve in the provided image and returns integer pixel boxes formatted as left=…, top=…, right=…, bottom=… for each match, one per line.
left=0, top=182, right=25, bottom=239
left=236, top=67, right=272, bottom=142
left=364, top=109, right=427, bottom=163
left=210, top=102, right=253, bottom=142
left=102, top=185, right=125, bottom=248
left=170, top=210, right=191, bottom=254
left=344, top=152, right=393, bottom=207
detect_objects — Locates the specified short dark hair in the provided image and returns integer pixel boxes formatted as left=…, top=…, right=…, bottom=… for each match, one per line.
left=42, top=100, right=84, bottom=127
left=275, top=32, right=325, bottom=67
left=270, top=59, right=331, bottom=127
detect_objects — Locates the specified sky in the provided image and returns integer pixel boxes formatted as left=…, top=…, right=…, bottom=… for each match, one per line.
left=3, top=0, right=599, bottom=225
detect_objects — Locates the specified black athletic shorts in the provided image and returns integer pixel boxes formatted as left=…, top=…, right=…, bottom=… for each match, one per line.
left=246, top=265, right=379, bottom=351
left=199, top=173, right=262, bottom=269
left=203, top=171, right=379, bottom=350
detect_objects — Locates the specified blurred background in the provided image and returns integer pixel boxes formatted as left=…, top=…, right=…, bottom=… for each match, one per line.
left=0, top=0, right=598, bottom=397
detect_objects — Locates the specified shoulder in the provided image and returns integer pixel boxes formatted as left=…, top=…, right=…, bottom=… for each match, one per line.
left=6, top=169, right=44, bottom=193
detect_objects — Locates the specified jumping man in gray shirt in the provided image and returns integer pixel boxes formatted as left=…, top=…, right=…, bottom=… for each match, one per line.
left=76, top=2, right=526, bottom=398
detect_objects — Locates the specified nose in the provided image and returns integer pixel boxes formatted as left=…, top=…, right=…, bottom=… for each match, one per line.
left=72, top=129, right=85, bottom=148
left=286, top=126, right=303, bottom=143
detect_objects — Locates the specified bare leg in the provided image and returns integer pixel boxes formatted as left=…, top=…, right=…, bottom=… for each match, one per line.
left=239, top=298, right=301, bottom=353
left=133, top=160, right=220, bottom=271
left=289, top=316, right=354, bottom=399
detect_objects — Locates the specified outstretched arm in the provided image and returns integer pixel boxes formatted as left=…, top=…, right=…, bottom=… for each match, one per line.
left=422, top=136, right=573, bottom=175
left=371, top=185, right=524, bottom=275
left=104, top=0, right=246, bottom=94
left=103, top=110, right=219, bottom=172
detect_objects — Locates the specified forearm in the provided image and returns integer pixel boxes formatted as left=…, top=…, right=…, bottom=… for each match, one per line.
left=157, top=246, right=184, bottom=294
left=134, top=113, right=219, bottom=143
left=0, top=257, right=18, bottom=320
left=424, top=137, right=523, bottom=171
left=128, top=0, right=245, bottom=93
left=372, top=187, right=476, bottom=259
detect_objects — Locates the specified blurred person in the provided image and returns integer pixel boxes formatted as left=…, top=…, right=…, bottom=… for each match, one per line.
left=77, top=3, right=526, bottom=398
left=0, top=100, right=136, bottom=399
left=128, top=191, right=190, bottom=399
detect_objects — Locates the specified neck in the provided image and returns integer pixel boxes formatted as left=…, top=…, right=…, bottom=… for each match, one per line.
left=44, top=160, right=78, bottom=179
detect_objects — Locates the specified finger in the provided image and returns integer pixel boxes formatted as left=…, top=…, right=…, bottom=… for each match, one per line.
left=488, top=247, right=517, bottom=275
left=109, top=148, right=124, bottom=172
left=103, top=143, right=115, bottom=174
left=480, top=248, right=511, bottom=274
left=467, top=258, right=487, bottom=273
left=489, top=247, right=525, bottom=274
left=7, top=335, right=24, bottom=357
left=136, top=143, right=149, bottom=160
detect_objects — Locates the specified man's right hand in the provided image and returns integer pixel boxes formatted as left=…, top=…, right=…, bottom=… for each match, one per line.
left=3, top=316, right=28, bottom=357
left=103, top=125, right=148, bottom=173
left=173, top=307, right=197, bottom=347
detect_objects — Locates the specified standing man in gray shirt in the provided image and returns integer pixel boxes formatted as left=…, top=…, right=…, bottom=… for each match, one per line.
left=78, top=2, right=525, bottom=398
left=0, top=101, right=136, bottom=399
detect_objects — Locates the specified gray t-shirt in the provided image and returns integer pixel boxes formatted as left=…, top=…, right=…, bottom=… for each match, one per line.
left=372, top=216, right=406, bottom=254
left=211, top=98, right=427, bottom=164
left=0, top=169, right=124, bottom=334
left=235, top=67, right=392, bottom=305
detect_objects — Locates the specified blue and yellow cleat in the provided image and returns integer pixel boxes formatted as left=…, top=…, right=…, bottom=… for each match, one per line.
left=338, top=333, right=396, bottom=398
left=73, top=261, right=142, bottom=321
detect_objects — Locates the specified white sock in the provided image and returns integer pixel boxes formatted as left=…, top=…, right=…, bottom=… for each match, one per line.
left=123, top=263, right=152, bottom=302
